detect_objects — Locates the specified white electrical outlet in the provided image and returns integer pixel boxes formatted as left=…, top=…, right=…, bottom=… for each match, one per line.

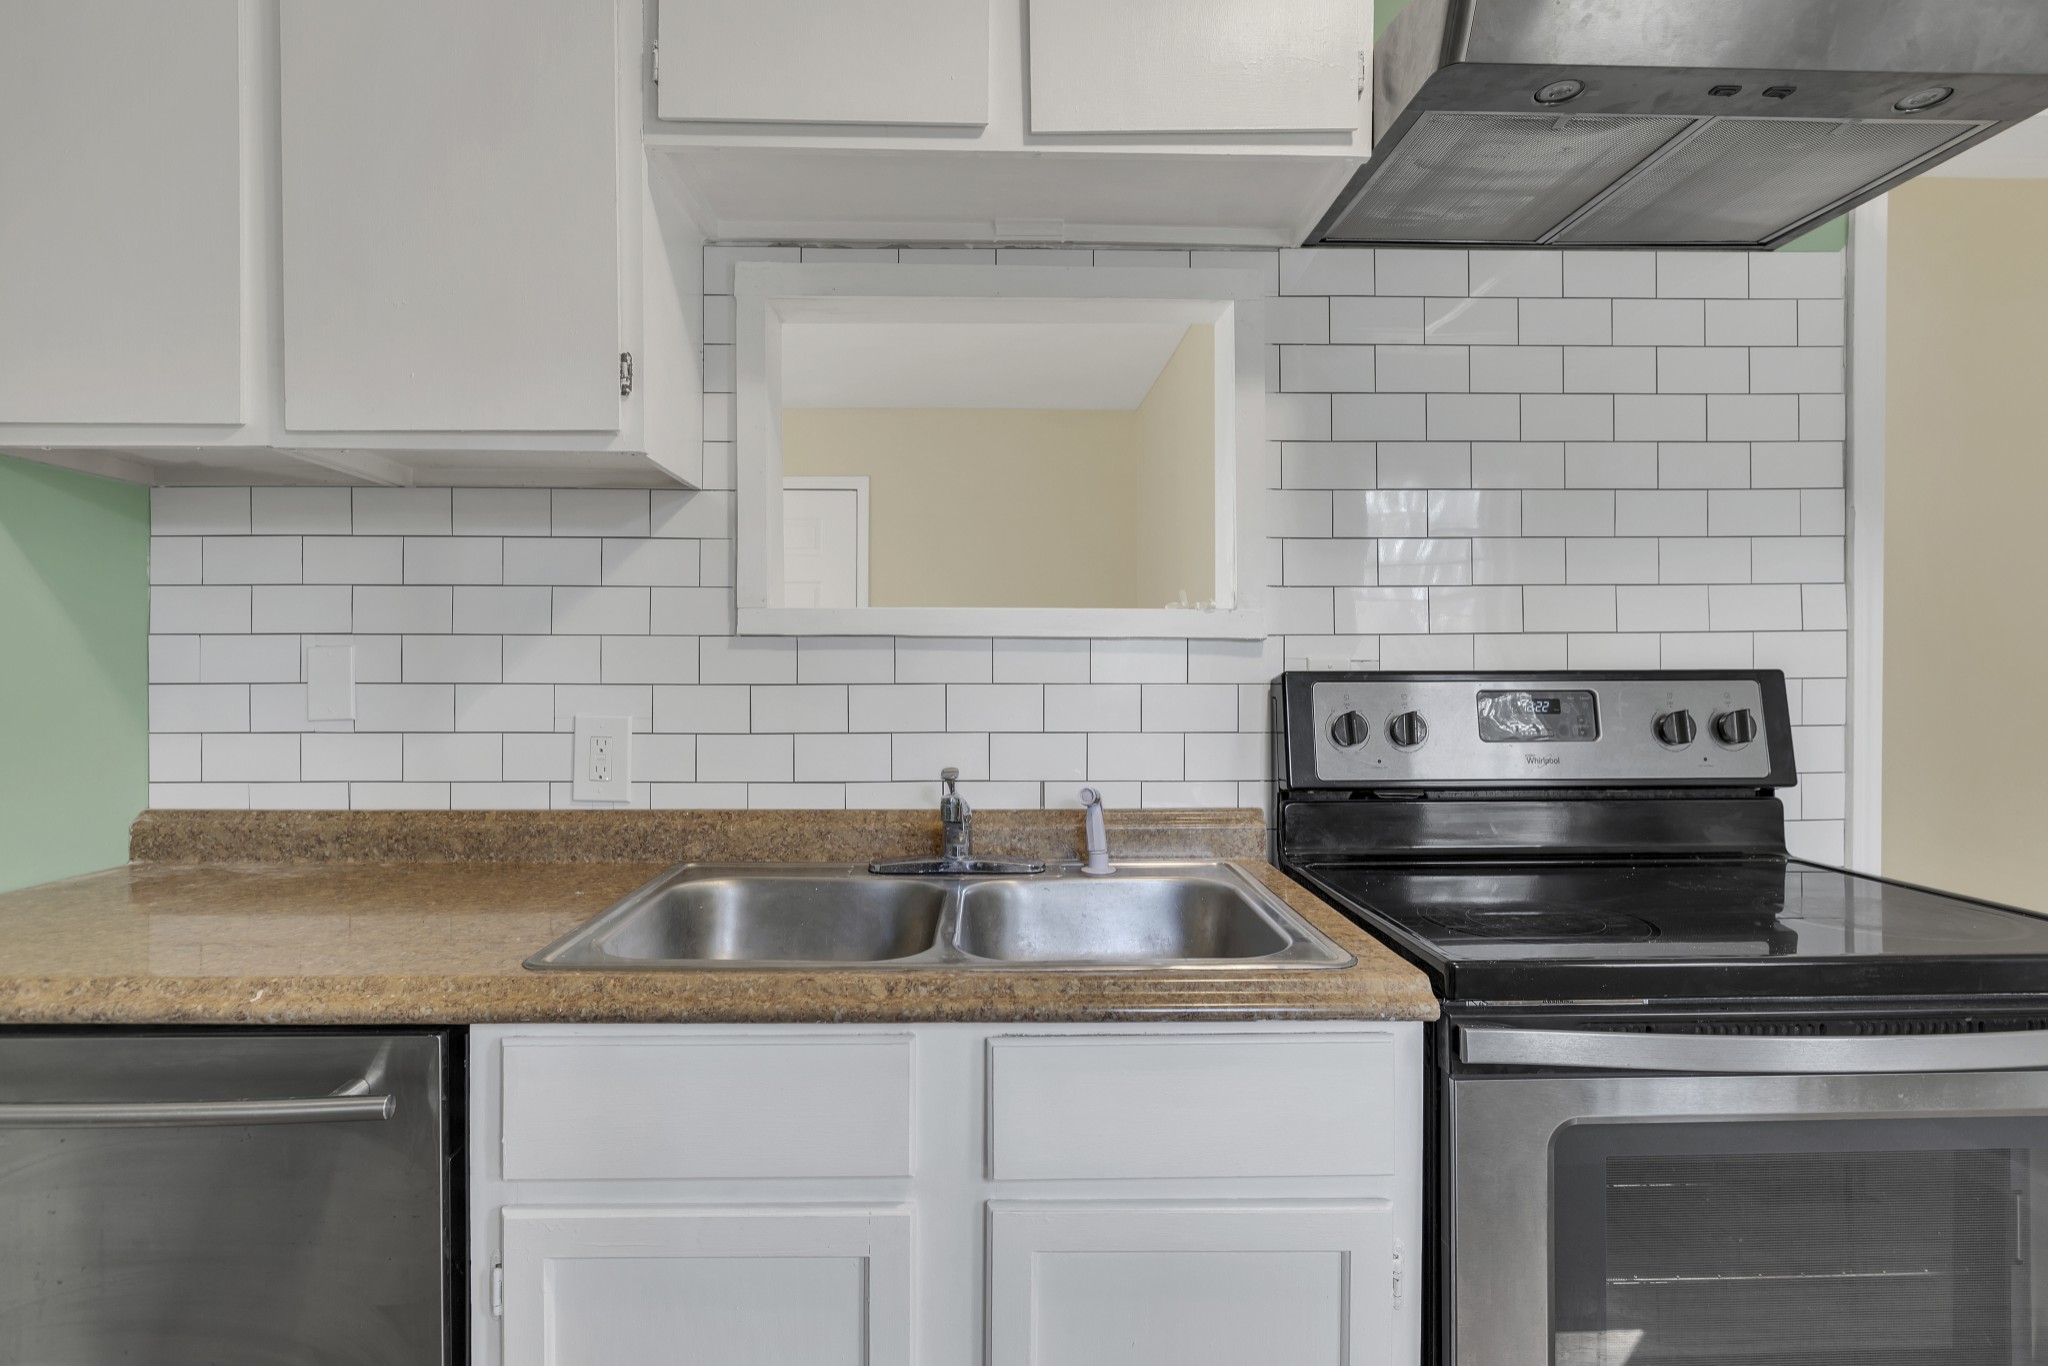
left=571, top=716, right=632, bottom=803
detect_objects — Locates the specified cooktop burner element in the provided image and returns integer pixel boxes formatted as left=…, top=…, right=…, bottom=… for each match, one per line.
left=1273, top=671, right=2048, bottom=1001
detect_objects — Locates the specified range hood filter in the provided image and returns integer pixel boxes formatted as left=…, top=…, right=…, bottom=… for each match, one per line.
left=1313, top=0, right=2048, bottom=249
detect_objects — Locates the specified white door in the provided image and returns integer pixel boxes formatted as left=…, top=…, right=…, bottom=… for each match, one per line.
left=278, top=0, right=621, bottom=433
left=988, top=1200, right=1394, bottom=1366
left=655, top=0, right=988, bottom=126
left=501, top=1205, right=913, bottom=1366
left=0, top=0, right=243, bottom=424
left=1027, top=0, right=1367, bottom=134
left=783, top=480, right=868, bottom=609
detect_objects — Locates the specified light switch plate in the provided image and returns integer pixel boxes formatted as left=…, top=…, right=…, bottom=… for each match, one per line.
left=571, top=715, right=632, bottom=803
left=305, top=645, right=355, bottom=721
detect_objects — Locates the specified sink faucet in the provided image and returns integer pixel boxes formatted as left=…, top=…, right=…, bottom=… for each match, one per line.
left=1078, top=787, right=1113, bottom=876
left=868, top=770, right=1046, bottom=875
left=939, top=767, right=972, bottom=864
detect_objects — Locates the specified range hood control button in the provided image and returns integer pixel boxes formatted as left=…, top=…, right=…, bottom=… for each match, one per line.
left=1533, top=79, right=1584, bottom=105
left=1653, top=710, right=1697, bottom=749
left=1713, top=708, right=1759, bottom=748
left=1387, top=711, right=1428, bottom=749
left=1329, top=710, right=1369, bottom=749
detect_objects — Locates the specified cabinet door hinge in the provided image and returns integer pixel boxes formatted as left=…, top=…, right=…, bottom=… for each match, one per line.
left=1358, top=48, right=1369, bottom=99
left=651, top=41, right=659, bottom=84
left=620, top=351, right=634, bottom=397
left=1391, top=1237, right=1406, bottom=1308
left=491, top=1262, right=504, bottom=1318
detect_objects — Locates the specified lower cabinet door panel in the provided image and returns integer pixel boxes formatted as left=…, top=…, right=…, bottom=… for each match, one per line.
left=988, top=1200, right=1392, bottom=1366
left=501, top=1204, right=913, bottom=1366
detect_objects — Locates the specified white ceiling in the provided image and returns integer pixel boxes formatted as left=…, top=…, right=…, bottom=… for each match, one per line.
left=1925, top=111, right=2048, bottom=179
left=780, top=321, right=1192, bottom=410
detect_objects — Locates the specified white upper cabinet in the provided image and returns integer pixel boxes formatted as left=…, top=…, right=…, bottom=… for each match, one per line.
left=280, top=0, right=623, bottom=434
left=655, top=0, right=990, bottom=126
left=0, top=0, right=243, bottom=425
left=1027, top=0, right=1368, bottom=134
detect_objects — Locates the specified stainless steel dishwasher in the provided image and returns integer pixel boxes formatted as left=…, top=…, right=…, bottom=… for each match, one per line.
left=0, top=1030, right=452, bottom=1363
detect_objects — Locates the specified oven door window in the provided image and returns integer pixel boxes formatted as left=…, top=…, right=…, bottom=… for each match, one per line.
left=1553, top=1117, right=2048, bottom=1366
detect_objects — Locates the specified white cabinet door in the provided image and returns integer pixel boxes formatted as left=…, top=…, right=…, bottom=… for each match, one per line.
left=989, top=1200, right=1394, bottom=1366
left=502, top=1205, right=914, bottom=1366
left=0, top=0, right=242, bottom=425
left=655, top=0, right=988, bottom=127
left=279, top=0, right=621, bottom=433
left=1028, top=0, right=1367, bottom=134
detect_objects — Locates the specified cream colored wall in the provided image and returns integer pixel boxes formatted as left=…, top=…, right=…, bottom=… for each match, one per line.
left=1130, top=324, right=1217, bottom=608
left=1883, top=177, right=2048, bottom=911
left=781, top=407, right=1145, bottom=608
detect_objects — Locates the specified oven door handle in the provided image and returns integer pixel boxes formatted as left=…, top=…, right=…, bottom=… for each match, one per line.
left=1459, top=1026, right=2048, bottom=1074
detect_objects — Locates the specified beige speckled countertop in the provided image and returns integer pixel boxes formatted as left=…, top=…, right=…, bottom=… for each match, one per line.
left=0, top=810, right=1437, bottom=1026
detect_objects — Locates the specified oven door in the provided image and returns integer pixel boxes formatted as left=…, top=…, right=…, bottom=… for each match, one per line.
left=1451, top=1027, right=2048, bottom=1366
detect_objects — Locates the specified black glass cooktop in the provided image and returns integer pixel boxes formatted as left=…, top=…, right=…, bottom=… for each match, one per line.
left=1291, top=858, right=2048, bottom=1001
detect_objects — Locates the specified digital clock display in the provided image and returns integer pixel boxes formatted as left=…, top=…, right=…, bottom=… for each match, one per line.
left=1476, top=690, right=1599, bottom=742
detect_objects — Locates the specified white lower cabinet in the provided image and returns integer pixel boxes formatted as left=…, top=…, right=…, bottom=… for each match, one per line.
left=988, top=1200, right=1394, bottom=1366
left=501, top=1204, right=913, bottom=1366
left=472, top=1021, right=1422, bottom=1365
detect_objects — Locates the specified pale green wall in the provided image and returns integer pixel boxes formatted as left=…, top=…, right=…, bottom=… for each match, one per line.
left=0, top=456, right=148, bottom=892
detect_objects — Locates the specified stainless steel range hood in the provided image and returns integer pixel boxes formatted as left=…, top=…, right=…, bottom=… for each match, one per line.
left=1310, top=0, right=2048, bottom=249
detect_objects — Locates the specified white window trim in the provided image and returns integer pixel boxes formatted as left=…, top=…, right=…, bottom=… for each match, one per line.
left=782, top=474, right=871, bottom=608
left=733, top=263, right=1269, bottom=639
left=1847, top=200, right=1887, bottom=874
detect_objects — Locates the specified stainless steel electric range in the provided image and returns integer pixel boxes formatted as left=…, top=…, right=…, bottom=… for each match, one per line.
left=1274, top=670, right=2048, bottom=1366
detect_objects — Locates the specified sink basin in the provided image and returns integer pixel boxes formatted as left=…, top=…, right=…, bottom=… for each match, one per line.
left=525, top=862, right=1352, bottom=971
left=953, top=876, right=1292, bottom=962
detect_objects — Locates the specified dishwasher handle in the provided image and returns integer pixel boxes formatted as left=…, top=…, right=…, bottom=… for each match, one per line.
left=1460, top=1025, right=2048, bottom=1075
left=0, top=1079, right=396, bottom=1128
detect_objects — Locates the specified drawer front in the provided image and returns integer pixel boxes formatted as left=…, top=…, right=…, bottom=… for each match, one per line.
left=502, top=1034, right=914, bottom=1181
left=988, top=1033, right=1394, bottom=1181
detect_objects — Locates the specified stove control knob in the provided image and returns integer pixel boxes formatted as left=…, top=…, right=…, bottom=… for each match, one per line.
left=1713, top=708, right=1759, bottom=748
left=1387, top=711, right=1428, bottom=749
left=1329, top=710, right=1370, bottom=749
left=1653, top=709, right=1698, bottom=749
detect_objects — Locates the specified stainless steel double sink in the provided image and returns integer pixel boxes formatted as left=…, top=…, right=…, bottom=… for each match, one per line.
left=525, top=861, right=1353, bottom=971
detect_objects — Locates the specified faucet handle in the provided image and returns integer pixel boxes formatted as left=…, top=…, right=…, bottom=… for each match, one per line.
left=940, top=767, right=960, bottom=796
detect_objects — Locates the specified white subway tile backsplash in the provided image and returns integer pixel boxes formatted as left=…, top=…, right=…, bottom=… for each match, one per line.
left=1329, top=296, right=1422, bottom=344
left=454, top=683, right=554, bottom=733
left=1333, top=393, right=1427, bottom=440
left=1376, top=540, right=1474, bottom=589
left=1566, top=538, right=1659, bottom=584
left=1428, top=393, right=1521, bottom=440
left=453, top=489, right=552, bottom=536
left=1707, top=394, right=1801, bottom=441
left=1563, top=251, right=1656, bottom=298
left=1617, top=584, right=1709, bottom=634
left=1425, top=297, right=1518, bottom=345
left=1613, top=298, right=1705, bottom=347
left=354, top=586, right=451, bottom=635
left=154, top=586, right=252, bottom=635
left=201, top=537, right=301, bottom=584
left=1378, top=443, right=1472, bottom=489
left=305, top=537, right=402, bottom=585
left=1375, top=248, right=1466, bottom=296
left=145, top=242, right=1846, bottom=858
left=654, top=684, right=752, bottom=734
left=1615, top=491, right=1707, bottom=537
left=1705, top=299, right=1798, bottom=347
left=1473, top=442, right=1564, bottom=488
left=551, top=586, right=649, bottom=635
left=151, top=538, right=202, bottom=585
left=153, top=488, right=251, bottom=536
left=353, top=489, right=450, bottom=536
